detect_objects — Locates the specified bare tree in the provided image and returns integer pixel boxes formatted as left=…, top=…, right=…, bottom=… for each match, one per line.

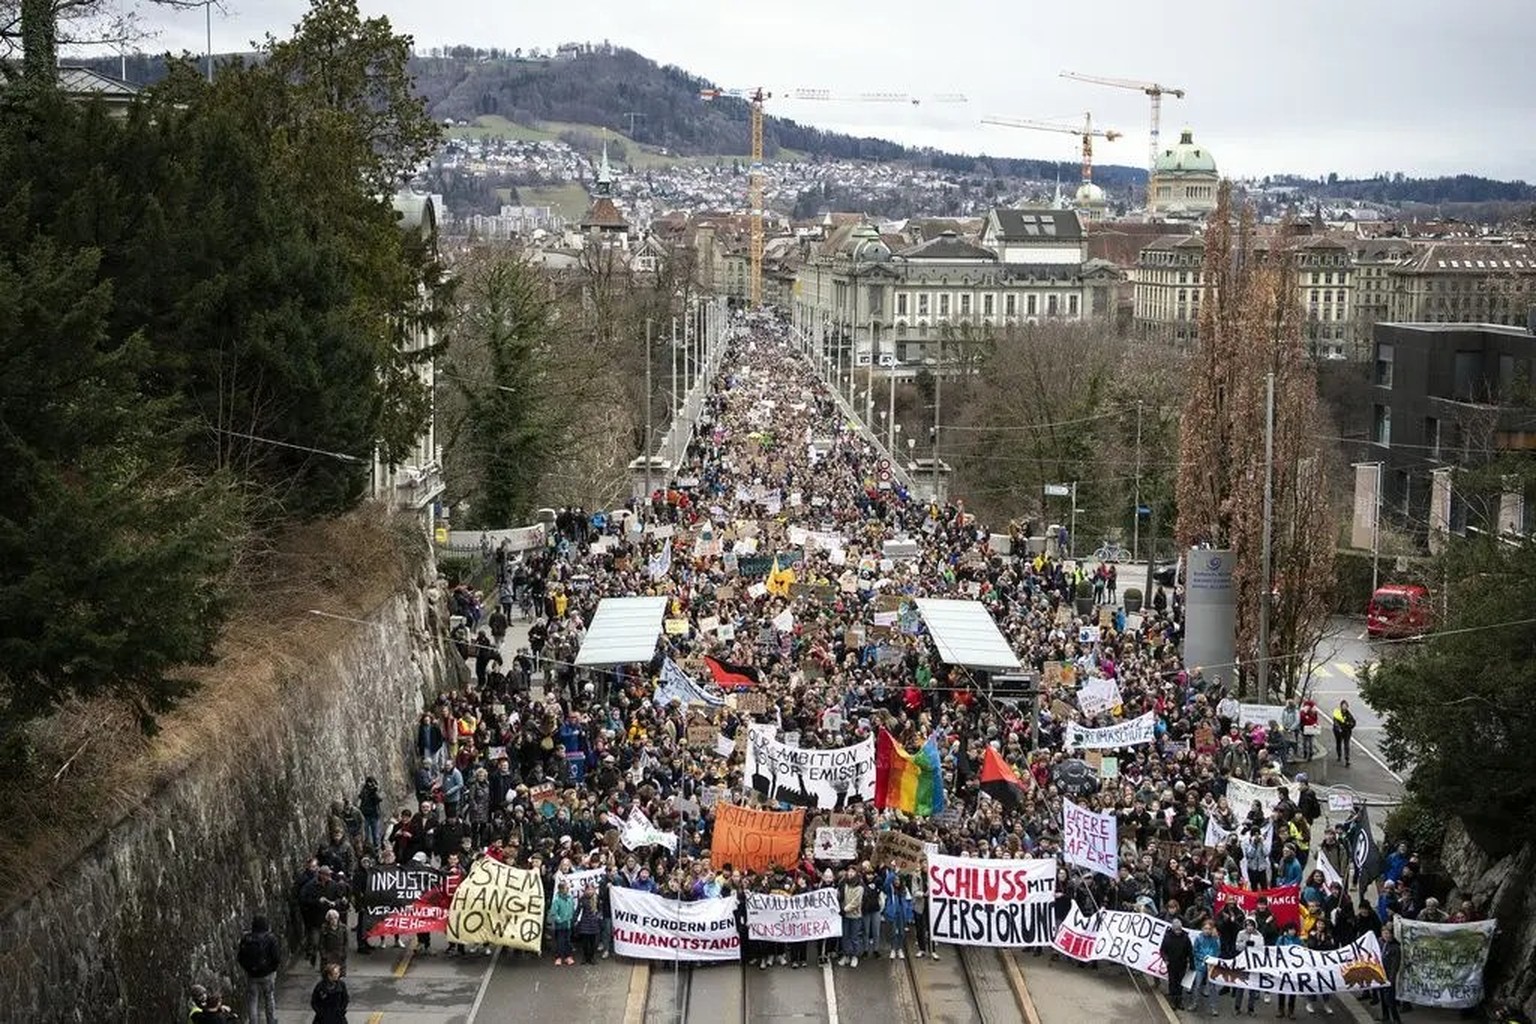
left=2, top=0, right=208, bottom=80
left=1176, top=182, right=1337, bottom=697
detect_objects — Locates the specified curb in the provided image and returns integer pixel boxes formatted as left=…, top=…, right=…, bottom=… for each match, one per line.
left=999, top=949, right=1043, bottom=1024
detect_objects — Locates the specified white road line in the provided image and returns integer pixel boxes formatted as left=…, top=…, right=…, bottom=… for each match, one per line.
left=1352, top=737, right=1405, bottom=785
left=823, top=961, right=840, bottom=1024
left=465, top=947, right=501, bottom=1024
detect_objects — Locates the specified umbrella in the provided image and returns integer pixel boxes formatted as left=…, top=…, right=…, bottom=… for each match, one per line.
left=1051, top=758, right=1100, bottom=798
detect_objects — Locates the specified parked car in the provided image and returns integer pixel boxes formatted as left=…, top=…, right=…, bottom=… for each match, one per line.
left=1366, top=583, right=1433, bottom=639
left=1152, top=560, right=1180, bottom=588
left=877, top=353, right=898, bottom=368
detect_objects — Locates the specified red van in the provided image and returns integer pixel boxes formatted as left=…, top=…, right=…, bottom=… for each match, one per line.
left=1366, top=584, right=1433, bottom=639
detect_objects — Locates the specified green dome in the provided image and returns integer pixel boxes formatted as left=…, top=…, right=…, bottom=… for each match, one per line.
left=1153, top=129, right=1217, bottom=175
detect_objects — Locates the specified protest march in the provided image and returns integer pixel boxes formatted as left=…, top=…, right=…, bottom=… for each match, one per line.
left=269, top=312, right=1496, bottom=1019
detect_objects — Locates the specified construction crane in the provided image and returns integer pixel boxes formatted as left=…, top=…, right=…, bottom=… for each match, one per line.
left=1059, top=72, right=1185, bottom=208
left=981, top=113, right=1121, bottom=188
left=700, top=87, right=968, bottom=306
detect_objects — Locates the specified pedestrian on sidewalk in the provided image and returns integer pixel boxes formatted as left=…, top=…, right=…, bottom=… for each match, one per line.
left=235, top=915, right=280, bottom=1024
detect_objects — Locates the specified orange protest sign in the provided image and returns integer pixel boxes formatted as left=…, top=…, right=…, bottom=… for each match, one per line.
left=710, top=803, right=805, bottom=873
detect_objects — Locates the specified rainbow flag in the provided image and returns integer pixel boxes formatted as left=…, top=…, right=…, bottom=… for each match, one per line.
left=874, top=728, right=946, bottom=817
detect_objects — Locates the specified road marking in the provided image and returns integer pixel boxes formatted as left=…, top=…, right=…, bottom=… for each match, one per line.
left=392, top=946, right=415, bottom=978
left=1334, top=662, right=1358, bottom=679
left=822, top=961, right=840, bottom=1024
left=1352, top=737, right=1405, bottom=784
left=622, top=963, right=650, bottom=1024
left=366, top=1014, right=384, bottom=1024
left=465, top=947, right=501, bottom=1024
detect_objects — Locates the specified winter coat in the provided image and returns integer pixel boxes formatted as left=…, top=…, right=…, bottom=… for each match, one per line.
left=310, top=978, right=349, bottom=1024
left=548, top=892, right=576, bottom=928
left=575, top=900, right=603, bottom=936
left=466, top=781, right=491, bottom=825
left=1159, top=921, right=1193, bottom=974
left=1192, top=932, right=1222, bottom=972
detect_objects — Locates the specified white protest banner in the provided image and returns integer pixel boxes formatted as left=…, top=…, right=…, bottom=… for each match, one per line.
left=653, top=657, right=726, bottom=708
left=744, top=727, right=875, bottom=810
left=715, top=733, right=736, bottom=759
left=621, top=806, right=678, bottom=853
left=1077, top=676, right=1122, bottom=717
left=1210, top=932, right=1388, bottom=994
left=1239, top=703, right=1288, bottom=727
left=1396, top=918, right=1497, bottom=1008
left=927, top=853, right=1057, bottom=947
left=1062, top=798, right=1118, bottom=878
left=1205, top=817, right=1236, bottom=849
left=1051, top=907, right=1201, bottom=989
left=1318, top=851, right=1344, bottom=890
left=1327, top=792, right=1356, bottom=814
left=609, top=888, right=741, bottom=962
left=1225, top=777, right=1284, bottom=818
left=814, top=826, right=857, bottom=861
left=1064, top=712, right=1156, bottom=750
left=746, top=889, right=842, bottom=942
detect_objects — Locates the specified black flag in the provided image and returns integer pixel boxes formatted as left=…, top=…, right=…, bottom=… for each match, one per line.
left=1345, top=805, right=1383, bottom=889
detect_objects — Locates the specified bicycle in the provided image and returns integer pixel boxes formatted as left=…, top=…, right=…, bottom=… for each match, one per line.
left=1092, top=543, right=1131, bottom=563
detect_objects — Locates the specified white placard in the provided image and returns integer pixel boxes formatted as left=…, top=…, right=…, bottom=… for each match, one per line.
left=927, top=853, right=1057, bottom=947
left=814, top=826, right=857, bottom=861
left=744, top=727, right=875, bottom=810
left=1063, top=798, right=1118, bottom=878
left=746, top=889, right=842, bottom=942
left=1064, top=712, right=1156, bottom=750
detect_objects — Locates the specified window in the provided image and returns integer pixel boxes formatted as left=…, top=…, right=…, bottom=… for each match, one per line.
left=959, top=293, right=972, bottom=316
left=917, top=294, right=930, bottom=316
left=896, top=293, right=909, bottom=316
left=1068, top=294, right=1079, bottom=316
left=1005, top=294, right=1017, bottom=316
left=1026, top=294, right=1037, bottom=316
left=983, top=294, right=995, bottom=316
left=1373, top=404, right=1391, bottom=446
left=938, top=294, right=951, bottom=317
left=1047, top=294, right=1059, bottom=316
left=1426, top=417, right=1441, bottom=461
left=1453, top=351, right=1483, bottom=400
left=1499, top=353, right=1517, bottom=397
left=1374, top=343, right=1393, bottom=387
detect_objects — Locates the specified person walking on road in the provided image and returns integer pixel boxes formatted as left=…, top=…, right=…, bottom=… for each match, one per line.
left=310, top=962, right=349, bottom=1024
left=1331, top=699, right=1357, bottom=766
left=236, top=914, right=281, bottom=1024
left=1158, top=911, right=1193, bottom=1009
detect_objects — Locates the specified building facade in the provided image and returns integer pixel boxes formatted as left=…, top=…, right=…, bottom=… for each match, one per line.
left=1367, top=321, right=1536, bottom=539
left=791, top=208, right=1120, bottom=366
left=372, top=192, right=445, bottom=530
left=1150, top=129, right=1220, bottom=220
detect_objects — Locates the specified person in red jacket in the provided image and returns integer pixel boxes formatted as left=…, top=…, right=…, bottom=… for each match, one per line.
left=1298, top=698, right=1321, bottom=761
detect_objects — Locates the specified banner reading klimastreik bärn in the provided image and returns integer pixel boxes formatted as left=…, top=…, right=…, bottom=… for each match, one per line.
left=927, top=853, right=1056, bottom=947
left=609, top=888, right=740, bottom=962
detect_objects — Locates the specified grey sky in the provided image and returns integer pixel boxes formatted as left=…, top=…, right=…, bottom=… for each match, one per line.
left=132, top=0, right=1535, bottom=181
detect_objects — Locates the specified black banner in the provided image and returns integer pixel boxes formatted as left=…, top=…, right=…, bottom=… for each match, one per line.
left=362, top=864, right=447, bottom=925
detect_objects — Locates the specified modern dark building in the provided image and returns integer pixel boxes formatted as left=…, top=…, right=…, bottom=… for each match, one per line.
left=1368, top=321, right=1536, bottom=540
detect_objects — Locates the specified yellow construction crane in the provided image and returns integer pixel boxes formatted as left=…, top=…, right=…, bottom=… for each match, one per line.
left=981, top=113, right=1121, bottom=188
left=1059, top=72, right=1185, bottom=209
left=700, top=87, right=967, bottom=306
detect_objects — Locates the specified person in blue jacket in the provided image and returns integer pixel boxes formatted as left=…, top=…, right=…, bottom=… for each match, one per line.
left=1275, top=922, right=1304, bottom=1019
left=882, top=872, right=915, bottom=959
left=1192, top=918, right=1224, bottom=1016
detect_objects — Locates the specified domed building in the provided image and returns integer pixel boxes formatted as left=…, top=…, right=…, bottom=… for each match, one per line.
left=1074, top=180, right=1108, bottom=222
left=1150, top=128, right=1219, bottom=220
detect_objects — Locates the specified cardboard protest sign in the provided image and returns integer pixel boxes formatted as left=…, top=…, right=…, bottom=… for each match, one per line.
left=1063, top=798, right=1118, bottom=878
left=814, top=826, right=857, bottom=861
left=743, top=729, right=875, bottom=809
left=610, top=889, right=740, bottom=962
left=711, top=804, right=804, bottom=872
left=732, top=692, right=768, bottom=715
left=873, top=830, right=927, bottom=873
left=687, top=722, right=718, bottom=748
left=747, top=889, right=842, bottom=942
left=1395, top=918, right=1497, bottom=1008
left=927, top=853, right=1057, bottom=947
left=446, top=859, right=545, bottom=952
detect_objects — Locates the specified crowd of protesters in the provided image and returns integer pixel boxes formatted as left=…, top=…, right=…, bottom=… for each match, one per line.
left=231, top=312, right=1483, bottom=1023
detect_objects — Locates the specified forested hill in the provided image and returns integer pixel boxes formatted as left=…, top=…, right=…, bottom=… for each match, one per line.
left=74, top=46, right=1143, bottom=189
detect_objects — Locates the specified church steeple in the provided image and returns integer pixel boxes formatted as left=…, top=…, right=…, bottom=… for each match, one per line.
left=596, top=139, right=614, bottom=198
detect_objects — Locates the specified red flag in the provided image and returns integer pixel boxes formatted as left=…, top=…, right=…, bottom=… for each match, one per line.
left=979, top=746, right=1029, bottom=811
left=704, top=655, right=759, bottom=690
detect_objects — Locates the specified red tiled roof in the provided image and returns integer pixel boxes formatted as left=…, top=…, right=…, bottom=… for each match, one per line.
left=582, top=197, right=628, bottom=229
